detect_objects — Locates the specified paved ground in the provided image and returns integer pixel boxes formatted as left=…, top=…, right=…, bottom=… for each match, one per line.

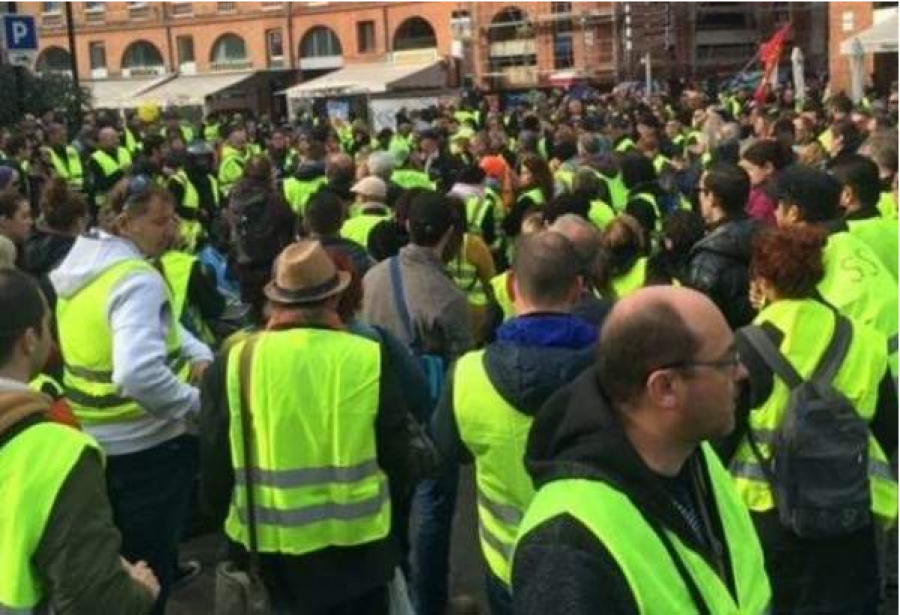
left=168, top=465, right=488, bottom=614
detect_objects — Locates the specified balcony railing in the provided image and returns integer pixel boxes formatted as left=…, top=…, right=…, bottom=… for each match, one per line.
left=41, top=12, right=64, bottom=28
left=217, top=2, right=237, bottom=15
left=128, top=3, right=153, bottom=20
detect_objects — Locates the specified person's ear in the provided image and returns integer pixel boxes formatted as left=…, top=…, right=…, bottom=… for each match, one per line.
left=645, top=368, right=682, bottom=412
left=21, top=326, right=39, bottom=358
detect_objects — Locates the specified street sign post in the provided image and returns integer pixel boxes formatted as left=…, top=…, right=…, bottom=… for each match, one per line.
left=1, top=14, right=38, bottom=67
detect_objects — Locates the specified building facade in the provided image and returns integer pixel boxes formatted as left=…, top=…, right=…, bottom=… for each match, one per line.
left=827, top=2, right=897, bottom=96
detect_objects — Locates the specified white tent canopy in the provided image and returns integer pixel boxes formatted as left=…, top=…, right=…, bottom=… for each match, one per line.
left=133, top=72, right=256, bottom=107
left=841, top=9, right=898, bottom=55
left=282, top=61, right=445, bottom=99
left=84, top=77, right=166, bottom=109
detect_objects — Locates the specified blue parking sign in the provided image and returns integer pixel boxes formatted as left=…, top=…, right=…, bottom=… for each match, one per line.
left=3, top=15, right=38, bottom=52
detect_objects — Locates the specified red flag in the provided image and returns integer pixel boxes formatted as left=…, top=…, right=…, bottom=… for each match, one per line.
left=754, top=23, right=791, bottom=103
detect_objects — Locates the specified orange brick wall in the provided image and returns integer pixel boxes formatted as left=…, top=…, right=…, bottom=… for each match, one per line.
left=828, top=2, right=875, bottom=95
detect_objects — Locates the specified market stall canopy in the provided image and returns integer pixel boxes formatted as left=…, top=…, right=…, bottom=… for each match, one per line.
left=281, top=61, right=446, bottom=99
left=840, top=9, right=898, bottom=55
left=133, top=72, right=256, bottom=107
left=84, top=76, right=166, bottom=109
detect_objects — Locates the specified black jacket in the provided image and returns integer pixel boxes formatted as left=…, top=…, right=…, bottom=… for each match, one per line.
left=686, top=217, right=760, bottom=329
left=512, top=369, right=742, bottom=615
left=199, top=324, right=411, bottom=611
left=23, top=227, right=77, bottom=308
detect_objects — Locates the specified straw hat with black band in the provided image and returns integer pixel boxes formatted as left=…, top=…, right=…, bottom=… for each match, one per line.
left=264, top=240, right=351, bottom=305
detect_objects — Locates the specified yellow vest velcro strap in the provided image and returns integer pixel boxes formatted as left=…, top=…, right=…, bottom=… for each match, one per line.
left=234, top=458, right=381, bottom=488
left=478, top=520, right=512, bottom=562
left=236, top=480, right=389, bottom=528
left=478, top=487, right=523, bottom=526
left=65, top=351, right=184, bottom=383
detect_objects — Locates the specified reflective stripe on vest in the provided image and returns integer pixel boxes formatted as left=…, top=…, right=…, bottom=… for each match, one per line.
left=44, top=146, right=83, bottom=190
left=0, top=423, right=99, bottom=611
left=517, top=187, right=545, bottom=208
left=91, top=147, right=130, bottom=179
left=454, top=350, right=534, bottom=585
left=218, top=146, right=246, bottom=194
left=224, top=329, right=390, bottom=555
left=56, top=259, right=188, bottom=425
left=729, top=299, right=898, bottom=522
left=516, top=444, right=772, bottom=614
left=340, top=211, right=389, bottom=249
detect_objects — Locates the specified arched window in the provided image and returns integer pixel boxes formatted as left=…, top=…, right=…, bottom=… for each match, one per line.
left=489, top=7, right=532, bottom=43
left=393, top=17, right=437, bottom=51
left=36, top=46, right=71, bottom=73
left=121, top=40, right=164, bottom=73
left=210, top=34, right=248, bottom=66
left=300, top=26, right=342, bottom=57
left=488, top=7, right=536, bottom=87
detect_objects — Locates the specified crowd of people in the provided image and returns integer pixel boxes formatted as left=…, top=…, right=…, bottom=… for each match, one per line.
left=0, top=78, right=897, bottom=615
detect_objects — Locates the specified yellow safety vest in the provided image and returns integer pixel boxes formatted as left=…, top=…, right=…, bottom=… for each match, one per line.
left=451, top=234, right=488, bottom=306
left=611, top=256, right=647, bottom=299
left=491, top=271, right=515, bottom=322
left=729, top=299, right=898, bottom=522
left=818, top=231, right=899, bottom=386
left=56, top=259, right=189, bottom=425
left=123, top=127, right=142, bottom=155
left=340, top=210, right=390, bottom=250
left=465, top=195, right=493, bottom=236
left=283, top=176, right=328, bottom=216
left=91, top=147, right=132, bottom=203
left=516, top=444, right=772, bottom=614
left=588, top=199, right=615, bottom=230
left=0, top=422, right=100, bottom=612
left=218, top=145, right=247, bottom=196
left=43, top=145, right=83, bottom=191
left=877, top=191, right=897, bottom=220
left=391, top=168, right=435, bottom=191
left=159, top=250, right=216, bottom=346
left=455, top=350, right=535, bottom=585
left=224, top=330, right=391, bottom=555
left=847, top=217, right=898, bottom=281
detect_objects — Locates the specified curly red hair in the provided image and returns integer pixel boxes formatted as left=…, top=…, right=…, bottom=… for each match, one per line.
left=750, top=226, right=828, bottom=299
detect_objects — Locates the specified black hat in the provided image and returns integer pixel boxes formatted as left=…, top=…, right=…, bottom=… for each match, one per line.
left=408, top=193, right=453, bottom=244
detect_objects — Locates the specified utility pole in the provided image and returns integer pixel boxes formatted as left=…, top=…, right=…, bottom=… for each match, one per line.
left=64, top=0, right=81, bottom=125
left=644, top=51, right=651, bottom=95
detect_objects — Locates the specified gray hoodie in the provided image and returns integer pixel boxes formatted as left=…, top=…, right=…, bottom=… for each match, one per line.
left=51, top=231, right=212, bottom=455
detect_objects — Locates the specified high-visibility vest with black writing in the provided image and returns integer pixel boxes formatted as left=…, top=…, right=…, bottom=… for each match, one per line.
left=160, top=250, right=216, bottom=346
left=218, top=145, right=247, bottom=196
left=224, top=329, right=391, bottom=555
left=283, top=176, right=328, bottom=215
left=818, top=231, right=899, bottom=387
left=451, top=234, right=488, bottom=306
left=44, top=145, right=83, bottom=190
left=516, top=444, right=772, bottom=614
left=340, top=210, right=390, bottom=250
left=847, top=217, right=898, bottom=281
left=391, top=168, right=435, bottom=191
left=455, top=350, right=535, bottom=586
left=612, top=256, right=647, bottom=299
left=56, top=259, right=190, bottom=426
left=0, top=422, right=100, bottom=613
left=729, top=299, right=898, bottom=523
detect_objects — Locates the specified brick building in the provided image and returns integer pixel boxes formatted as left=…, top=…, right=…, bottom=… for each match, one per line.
left=827, top=2, right=898, bottom=96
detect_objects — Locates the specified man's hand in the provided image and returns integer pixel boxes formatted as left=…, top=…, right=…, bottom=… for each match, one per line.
left=190, top=361, right=211, bottom=385
left=122, top=559, right=160, bottom=600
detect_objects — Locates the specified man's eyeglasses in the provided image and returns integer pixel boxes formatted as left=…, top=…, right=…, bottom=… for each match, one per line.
left=656, top=350, right=742, bottom=375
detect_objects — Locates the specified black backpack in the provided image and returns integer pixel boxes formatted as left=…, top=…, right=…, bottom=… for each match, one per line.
left=228, top=186, right=282, bottom=266
left=740, top=315, right=871, bottom=538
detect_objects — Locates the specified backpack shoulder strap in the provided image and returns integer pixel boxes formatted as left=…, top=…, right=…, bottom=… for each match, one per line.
left=740, top=325, right=804, bottom=390
left=388, top=257, right=416, bottom=348
left=811, top=314, right=853, bottom=386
